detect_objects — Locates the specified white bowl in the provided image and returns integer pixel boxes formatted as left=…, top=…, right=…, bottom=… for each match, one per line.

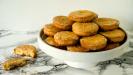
left=37, top=29, right=129, bottom=70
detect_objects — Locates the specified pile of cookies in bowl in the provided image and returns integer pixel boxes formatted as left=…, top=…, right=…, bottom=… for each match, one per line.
left=38, top=10, right=128, bottom=69
left=42, top=10, right=126, bottom=52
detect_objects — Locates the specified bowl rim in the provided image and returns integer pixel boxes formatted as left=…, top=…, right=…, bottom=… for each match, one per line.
left=38, top=28, right=129, bottom=54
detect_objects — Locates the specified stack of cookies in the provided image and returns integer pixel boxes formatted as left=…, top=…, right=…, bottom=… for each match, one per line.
left=43, top=10, right=126, bottom=52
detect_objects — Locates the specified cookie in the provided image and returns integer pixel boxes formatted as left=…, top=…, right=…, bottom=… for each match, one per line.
left=72, top=22, right=99, bottom=36
left=43, top=24, right=62, bottom=36
left=14, top=45, right=37, bottom=58
left=45, top=37, right=59, bottom=47
left=3, top=58, right=27, bottom=71
left=68, top=10, right=97, bottom=22
left=94, top=18, right=119, bottom=31
left=53, top=16, right=73, bottom=30
left=100, top=29, right=125, bottom=42
left=54, top=31, right=79, bottom=46
left=80, top=34, right=107, bottom=50
left=67, top=45, right=89, bottom=52
left=104, top=43, right=120, bottom=50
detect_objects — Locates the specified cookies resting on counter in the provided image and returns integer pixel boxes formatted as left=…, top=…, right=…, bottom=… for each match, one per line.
left=2, top=45, right=37, bottom=71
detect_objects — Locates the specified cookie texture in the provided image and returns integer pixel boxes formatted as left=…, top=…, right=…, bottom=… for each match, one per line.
left=80, top=34, right=107, bottom=50
left=3, top=58, right=27, bottom=71
left=68, top=10, right=97, bottom=22
left=67, top=46, right=89, bottom=52
left=94, top=18, right=119, bottom=31
left=54, top=31, right=79, bottom=46
left=100, top=29, right=125, bottom=42
left=72, top=22, right=99, bottom=36
left=14, top=45, right=37, bottom=58
left=43, top=24, right=62, bottom=36
left=45, top=37, right=60, bottom=46
left=53, top=16, right=73, bottom=30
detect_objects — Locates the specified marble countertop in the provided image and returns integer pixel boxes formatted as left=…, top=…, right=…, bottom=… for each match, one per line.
left=0, top=29, right=133, bottom=75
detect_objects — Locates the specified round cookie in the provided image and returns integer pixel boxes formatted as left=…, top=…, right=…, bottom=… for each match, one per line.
left=67, top=46, right=89, bottom=52
left=68, top=10, right=98, bottom=22
left=14, top=45, right=37, bottom=58
left=53, top=16, right=73, bottom=30
left=45, top=37, right=59, bottom=47
left=100, top=29, right=125, bottom=42
left=72, top=22, right=99, bottom=36
left=54, top=31, right=79, bottom=46
left=94, top=18, right=119, bottom=31
left=43, top=24, right=61, bottom=36
left=80, top=34, right=107, bottom=50
left=3, top=58, right=27, bottom=71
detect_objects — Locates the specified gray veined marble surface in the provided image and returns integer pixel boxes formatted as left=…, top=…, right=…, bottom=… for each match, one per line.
left=0, top=29, right=133, bottom=75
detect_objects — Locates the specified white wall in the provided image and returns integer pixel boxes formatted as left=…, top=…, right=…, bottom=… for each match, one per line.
left=0, top=0, right=133, bottom=31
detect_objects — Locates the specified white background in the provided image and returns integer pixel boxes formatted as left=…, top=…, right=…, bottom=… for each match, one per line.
left=0, top=0, right=133, bottom=31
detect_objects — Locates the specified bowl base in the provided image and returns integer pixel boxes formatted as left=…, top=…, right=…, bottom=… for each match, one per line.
left=65, top=61, right=99, bottom=71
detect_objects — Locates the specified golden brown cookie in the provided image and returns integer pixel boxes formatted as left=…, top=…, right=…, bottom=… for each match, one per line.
left=53, top=16, right=73, bottom=30
left=45, top=37, right=60, bottom=47
left=43, top=24, right=62, bottom=36
left=80, top=34, right=107, bottom=50
left=14, top=45, right=37, bottom=58
left=68, top=10, right=97, bottom=22
left=94, top=18, right=119, bottom=31
left=100, top=29, right=125, bottom=42
left=67, top=45, right=89, bottom=52
left=72, top=22, right=99, bottom=36
left=54, top=31, right=79, bottom=46
left=3, top=58, right=27, bottom=71
left=104, top=43, right=120, bottom=50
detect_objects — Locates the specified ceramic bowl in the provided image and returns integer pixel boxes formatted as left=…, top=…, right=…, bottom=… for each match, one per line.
left=37, top=28, right=129, bottom=70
